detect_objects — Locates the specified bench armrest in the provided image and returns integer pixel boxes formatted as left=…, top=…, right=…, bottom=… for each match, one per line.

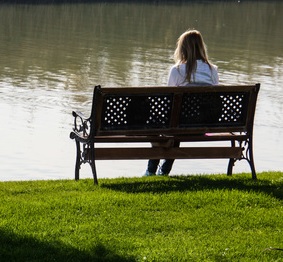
left=70, top=111, right=91, bottom=140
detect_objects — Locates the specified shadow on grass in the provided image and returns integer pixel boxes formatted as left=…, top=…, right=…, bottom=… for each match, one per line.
left=0, top=229, right=135, bottom=262
left=101, top=174, right=283, bottom=200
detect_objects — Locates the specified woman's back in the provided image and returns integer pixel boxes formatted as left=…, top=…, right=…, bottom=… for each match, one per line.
left=168, top=60, right=219, bottom=86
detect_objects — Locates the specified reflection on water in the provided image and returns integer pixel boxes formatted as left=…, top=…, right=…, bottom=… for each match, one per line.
left=0, top=1, right=282, bottom=181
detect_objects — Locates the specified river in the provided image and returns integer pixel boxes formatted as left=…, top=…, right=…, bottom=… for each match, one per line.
left=0, top=1, right=282, bottom=181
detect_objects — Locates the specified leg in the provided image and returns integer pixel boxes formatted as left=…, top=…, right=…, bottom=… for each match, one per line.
left=158, top=141, right=180, bottom=175
left=89, top=145, right=98, bottom=184
left=247, top=138, right=257, bottom=179
left=144, top=142, right=161, bottom=176
left=227, top=140, right=235, bottom=176
left=158, top=159, right=175, bottom=175
left=144, top=159, right=160, bottom=176
left=75, top=140, right=81, bottom=180
left=90, top=160, right=98, bottom=185
left=227, top=158, right=235, bottom=176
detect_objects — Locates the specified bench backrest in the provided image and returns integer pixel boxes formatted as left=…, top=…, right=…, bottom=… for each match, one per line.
left=90, top=84, right=260, bottom=136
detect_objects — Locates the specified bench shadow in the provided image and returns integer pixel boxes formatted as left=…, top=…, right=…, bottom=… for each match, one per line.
left=101, top=175, right=283, bottom=201
left=0, top=229, right=135, bottom=262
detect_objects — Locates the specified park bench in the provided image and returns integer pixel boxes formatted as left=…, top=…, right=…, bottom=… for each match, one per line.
left=70, top=84, right=260, bottom=184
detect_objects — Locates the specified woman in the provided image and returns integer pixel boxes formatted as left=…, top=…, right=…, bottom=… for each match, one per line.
left=144, top=29, right=219, bottom=176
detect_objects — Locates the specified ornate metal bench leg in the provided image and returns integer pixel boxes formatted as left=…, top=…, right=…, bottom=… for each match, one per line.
left=227, top=158, right=234, bottom=176
left=249, top=158, right=257, bottom=179
left=91, top=162, right=98, bottom=185
left=247, top=139, right=257, bottom=180
left=75, top=140, right=81, bottom=180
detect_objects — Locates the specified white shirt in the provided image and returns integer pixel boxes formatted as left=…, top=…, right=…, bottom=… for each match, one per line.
left=168, top=60, right=219, bottom=86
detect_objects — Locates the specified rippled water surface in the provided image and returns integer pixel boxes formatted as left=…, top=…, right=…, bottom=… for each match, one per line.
left=1, top=1, right=282, bottom=181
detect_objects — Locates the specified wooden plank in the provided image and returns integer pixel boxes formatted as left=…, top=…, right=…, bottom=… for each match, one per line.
left=96, top=126, right=247, bottom=136
left=89, top=147, right=242, bottom=160
left=93, top=133, right=248, bottom=143
left=100, top=85, right=258, bottom=95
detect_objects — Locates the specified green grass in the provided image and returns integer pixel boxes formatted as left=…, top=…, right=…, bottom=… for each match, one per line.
left=0, top=172, right=283, bottom=261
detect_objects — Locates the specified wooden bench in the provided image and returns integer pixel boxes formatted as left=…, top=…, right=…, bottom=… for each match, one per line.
left=70, top=84, right=260, bottom=184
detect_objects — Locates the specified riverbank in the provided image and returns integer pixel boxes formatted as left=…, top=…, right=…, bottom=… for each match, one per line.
left=1, top=171, right=282, bottom=261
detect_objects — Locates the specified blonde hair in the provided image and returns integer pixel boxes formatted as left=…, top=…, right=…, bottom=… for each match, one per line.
left=174, top=30, right=212, bottom=83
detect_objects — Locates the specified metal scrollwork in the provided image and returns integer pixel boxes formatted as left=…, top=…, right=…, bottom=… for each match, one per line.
left=72, top=111, right=91, bottom=137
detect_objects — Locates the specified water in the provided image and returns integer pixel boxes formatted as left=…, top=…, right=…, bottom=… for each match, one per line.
left=0, top=1, right=282, bottom=181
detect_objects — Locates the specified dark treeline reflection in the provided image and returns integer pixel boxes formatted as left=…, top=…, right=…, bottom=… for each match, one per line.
left=0, top=1, right=282, bottom=95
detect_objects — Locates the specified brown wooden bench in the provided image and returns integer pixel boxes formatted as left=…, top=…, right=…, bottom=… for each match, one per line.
left=70, top=84, right=260, bottom=184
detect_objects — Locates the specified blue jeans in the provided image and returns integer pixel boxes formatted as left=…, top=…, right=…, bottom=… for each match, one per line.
left=146, top=141, right=180, bottom=175
left=147, top=159, right=175, bottom=174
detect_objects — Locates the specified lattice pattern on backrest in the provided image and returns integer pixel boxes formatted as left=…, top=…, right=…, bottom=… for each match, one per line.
left=100, top=94, right=173, bottom=130
left=180, top=92, right=249, bottom=127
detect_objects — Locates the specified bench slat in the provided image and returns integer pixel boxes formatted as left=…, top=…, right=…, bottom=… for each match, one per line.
left=88, top=147, right=242, bottom=160
left=93, top=133, right=248, bottom=143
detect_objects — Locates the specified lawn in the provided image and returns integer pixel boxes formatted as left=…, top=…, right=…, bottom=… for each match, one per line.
left=0, top=172, right=283, bottom=261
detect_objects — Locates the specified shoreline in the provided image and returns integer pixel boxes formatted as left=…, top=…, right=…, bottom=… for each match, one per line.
left=1, top=170, right=282, bottom=183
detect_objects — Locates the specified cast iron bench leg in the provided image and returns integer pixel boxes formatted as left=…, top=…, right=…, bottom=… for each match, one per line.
left=227, top=158, right=235, bottom=176
left=247, top=138, right=257, bottom=179
left=227, top=140, right=235, bottom=176
left=75, top=140, right=81, bottom=180
left=90, top=145, right=98, bottom=185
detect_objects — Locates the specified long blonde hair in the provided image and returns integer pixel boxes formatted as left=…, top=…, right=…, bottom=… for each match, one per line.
left=174, top=30, right=212, bottom=83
